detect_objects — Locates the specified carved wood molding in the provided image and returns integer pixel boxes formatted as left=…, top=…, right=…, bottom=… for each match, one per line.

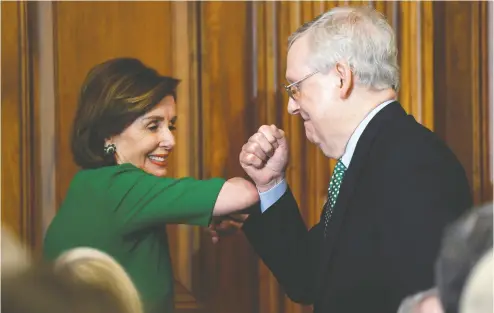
left=170, top=0, right=203, bottom=306
left=476, top=1, right=493, bottom=202
left=1, top=1, right=41, bottom=253
left=433, top=1, right=492, bottom=204
left=174, top=280, right=206, bottom=313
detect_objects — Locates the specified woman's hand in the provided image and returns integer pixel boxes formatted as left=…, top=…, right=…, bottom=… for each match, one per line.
left=207, top=214, right=248, bottom=244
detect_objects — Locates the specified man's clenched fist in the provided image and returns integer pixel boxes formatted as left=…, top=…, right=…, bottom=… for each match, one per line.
left=239, top=125, right=288, bottom=192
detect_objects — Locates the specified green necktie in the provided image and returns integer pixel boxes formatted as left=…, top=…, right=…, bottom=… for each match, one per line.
left=323, top=159, right=347, bottom=236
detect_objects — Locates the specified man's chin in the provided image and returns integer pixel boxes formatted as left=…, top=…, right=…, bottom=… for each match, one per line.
left=316, top=143, right=334, bottom=158
left=304, top=132, right=316, bottom=144
left=304, top=134, right=332, bottom=158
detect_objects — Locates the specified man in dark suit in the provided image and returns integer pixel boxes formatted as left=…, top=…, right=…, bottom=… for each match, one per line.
left=238, top=6, right=472, bottom=313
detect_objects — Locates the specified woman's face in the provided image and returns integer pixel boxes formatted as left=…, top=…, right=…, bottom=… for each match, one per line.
left=107, top=95, right=177, bottom=177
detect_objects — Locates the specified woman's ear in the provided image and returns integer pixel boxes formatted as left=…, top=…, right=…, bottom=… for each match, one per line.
left=103, top=137, right=117, bottom=157
left=104, top=137, right=113, bottom=147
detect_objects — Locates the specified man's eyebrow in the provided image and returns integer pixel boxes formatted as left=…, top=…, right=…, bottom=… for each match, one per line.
left=170, top=116, right=177, bottom=124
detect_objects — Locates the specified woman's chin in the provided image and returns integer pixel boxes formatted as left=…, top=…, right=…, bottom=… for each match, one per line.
left=143, top=166, right=168, bottom=177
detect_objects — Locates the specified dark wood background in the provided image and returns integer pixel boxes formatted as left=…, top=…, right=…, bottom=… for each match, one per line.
left=2, top=1, right=492, bottom=313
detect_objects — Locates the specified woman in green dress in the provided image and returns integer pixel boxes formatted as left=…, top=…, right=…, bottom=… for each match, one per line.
left=43, top=58, right=259, bottom=313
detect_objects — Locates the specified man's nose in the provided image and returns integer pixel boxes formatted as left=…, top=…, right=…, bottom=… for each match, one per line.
left=287, top=97, right=299, bottom=115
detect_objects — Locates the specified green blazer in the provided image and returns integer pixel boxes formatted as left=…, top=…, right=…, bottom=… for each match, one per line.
left=43, top=163, right=225, bottom=313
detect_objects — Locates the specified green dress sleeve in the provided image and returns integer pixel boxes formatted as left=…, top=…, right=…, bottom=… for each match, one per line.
left=100, top=164, right=226, bottom=233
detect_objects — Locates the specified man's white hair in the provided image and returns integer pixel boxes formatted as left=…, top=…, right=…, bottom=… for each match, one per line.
left=288, top=6, right=400, bottom=91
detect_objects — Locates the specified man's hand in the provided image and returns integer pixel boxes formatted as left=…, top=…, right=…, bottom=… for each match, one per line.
left=239, top=125, right=288, bottom=192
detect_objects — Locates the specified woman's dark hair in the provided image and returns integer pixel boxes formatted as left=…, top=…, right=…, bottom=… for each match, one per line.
left=71, top=57, right=180, bottom=169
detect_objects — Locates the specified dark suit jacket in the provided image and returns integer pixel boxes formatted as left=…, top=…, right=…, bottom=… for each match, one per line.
left=242, top=102, right=472, bottom=313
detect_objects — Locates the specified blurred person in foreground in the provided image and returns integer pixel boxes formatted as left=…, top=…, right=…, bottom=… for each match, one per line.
left=398, top=203, right=493, bottom=313
left=43, top=57, right=259, bottom=313
left=398, top=288, right=443, bottom=313
left=55, top=247, right=143, bottom=313
left=1, top=225, right=31, bottom=276
left=435, top=202, right=492, bottom=313
left=2, top=264, right=124, bottom=313
left=238, top=5, right=472, bottom=313
left=459, top=248, right=493, bottom=313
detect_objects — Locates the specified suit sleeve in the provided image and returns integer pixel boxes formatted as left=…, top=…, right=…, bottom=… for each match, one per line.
left=242, top=188, right=322, bottom=305
left=374, top=145, right=472, bottom=310
left=105, top=165, right=226, bottom=233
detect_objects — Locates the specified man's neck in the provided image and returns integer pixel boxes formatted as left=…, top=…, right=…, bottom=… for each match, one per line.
left=323, top=88, right=397, bottom=160
left=334, top=89, right=397, bottom=160
left=353, top=87, right=397, bottom=111
left=340, top=99, right=395, bottom=166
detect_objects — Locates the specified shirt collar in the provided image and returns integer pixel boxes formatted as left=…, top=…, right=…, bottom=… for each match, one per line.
left=340, top=100, right=395, bottom=168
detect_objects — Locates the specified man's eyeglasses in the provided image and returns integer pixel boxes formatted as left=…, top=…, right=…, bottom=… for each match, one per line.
left=283, top=70, right=319, bottom=101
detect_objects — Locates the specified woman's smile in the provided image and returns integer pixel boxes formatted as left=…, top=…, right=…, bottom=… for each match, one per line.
left=148, top=154, right=168, bottom=167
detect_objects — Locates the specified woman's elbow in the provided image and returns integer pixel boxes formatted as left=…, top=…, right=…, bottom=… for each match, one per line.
left=235, top=177, right=260, bottom=206
left=213, top=178, right=259, bottom=216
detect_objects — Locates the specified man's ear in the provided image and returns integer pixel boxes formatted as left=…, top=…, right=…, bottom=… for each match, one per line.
left=335, top=62, right=353, bottom=99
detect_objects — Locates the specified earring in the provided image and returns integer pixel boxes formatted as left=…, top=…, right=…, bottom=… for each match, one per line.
left=104, top=143, right=116, bottom=155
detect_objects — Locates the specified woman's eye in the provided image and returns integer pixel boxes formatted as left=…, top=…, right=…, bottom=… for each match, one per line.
left=169, top=125, right=176, bottom=131
left=148, top=124, right=158, bottom=131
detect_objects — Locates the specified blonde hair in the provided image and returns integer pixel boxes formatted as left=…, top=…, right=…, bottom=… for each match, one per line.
left=54, top=247, right=143, bottom=313
left=1, top=225, right=31, bottom=276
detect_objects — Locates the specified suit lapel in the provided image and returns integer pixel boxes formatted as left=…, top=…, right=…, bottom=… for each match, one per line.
left=314, top=102, right=407, bottom=295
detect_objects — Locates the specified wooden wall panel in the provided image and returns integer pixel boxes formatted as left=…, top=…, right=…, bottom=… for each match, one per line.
left=53, top=1, right=175, bottom=208
left=433, top=1, right=492, bottom=203
left=169, top=0, right=201, bottom=299
left=252, top=4, right=283, bottom=312
left=1, top=1, right=41, bottom=253
left=197, top=2, right=258, bottom=313
left=2, top=1, right=24, bottom=240
left=384, top=1, right=435, bottom=129
left=3, top=1, right=490, bottom=313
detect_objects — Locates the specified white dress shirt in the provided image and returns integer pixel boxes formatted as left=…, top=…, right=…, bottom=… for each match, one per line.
left=259, top=100, right=395, bottom=213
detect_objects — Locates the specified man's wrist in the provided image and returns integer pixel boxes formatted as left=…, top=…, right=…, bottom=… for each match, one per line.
left=256, top=174, right=285, bottom=193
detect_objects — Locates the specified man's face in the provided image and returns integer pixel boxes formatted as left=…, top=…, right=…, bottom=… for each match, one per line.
left=285, top=35, right=350, bottom=159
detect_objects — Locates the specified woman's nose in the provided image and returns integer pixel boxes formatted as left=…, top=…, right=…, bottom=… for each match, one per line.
left=160, top=128, right=175, bottom=150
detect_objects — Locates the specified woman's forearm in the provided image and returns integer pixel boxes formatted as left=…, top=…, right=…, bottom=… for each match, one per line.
left=212, top=177, right=259, bottom=216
